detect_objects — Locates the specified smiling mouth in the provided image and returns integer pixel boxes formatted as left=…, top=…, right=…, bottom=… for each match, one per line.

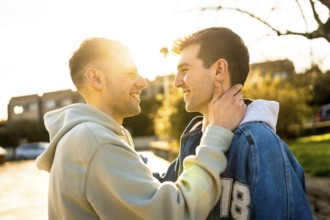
left=130, top=92, right=141, bottom=100
left=183, top=90, right=190, bottom=97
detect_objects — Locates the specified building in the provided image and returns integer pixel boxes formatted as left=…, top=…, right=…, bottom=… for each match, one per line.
left=7, top=94, right=41, bottom=122
left=250, top=59, right=296, bottom=79
left=7, top=90, right=85, bottom=123
left=40, top=90, right=85, bottom=117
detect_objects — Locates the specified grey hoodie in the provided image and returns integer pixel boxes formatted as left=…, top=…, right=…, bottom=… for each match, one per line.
left=36, top=103, right=235, bottom=220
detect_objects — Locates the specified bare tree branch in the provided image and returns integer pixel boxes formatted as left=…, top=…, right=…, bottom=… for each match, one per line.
left=319, top=0, right=330, bottom=8
left=193, top=6, right=282, bottom=35
left=309, top=0, right=323, bottom=26
left=295, top=0, right=310, bottom=32
left=191, top=1, right=330, bottom=43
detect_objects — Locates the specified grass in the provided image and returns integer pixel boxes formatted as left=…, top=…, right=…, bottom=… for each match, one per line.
left=288, top=133, right=330, bottom=177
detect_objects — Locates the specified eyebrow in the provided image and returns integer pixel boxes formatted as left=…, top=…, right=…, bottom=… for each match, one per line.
left=177, top=63, right=190, bottom=70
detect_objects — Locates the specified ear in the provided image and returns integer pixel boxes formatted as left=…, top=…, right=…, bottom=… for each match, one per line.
left=212, top=58, right=228, bottom=87
left=85, top=68, right=103, bottom=90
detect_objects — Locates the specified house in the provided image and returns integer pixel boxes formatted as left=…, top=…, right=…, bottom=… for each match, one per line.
left=7, top=90, right=85, bottom=123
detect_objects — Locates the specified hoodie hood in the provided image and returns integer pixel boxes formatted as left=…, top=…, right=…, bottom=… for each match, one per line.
left=36, top=103, right=131, bottom=171
left=240, top=99, right=279, bottom=132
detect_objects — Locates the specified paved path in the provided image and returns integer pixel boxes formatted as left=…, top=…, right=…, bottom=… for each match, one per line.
left=0, top=151, right=169, bottom=220
left=0, top=160, right=48, bottom=220
left=1, top=154, right=329, bottom=220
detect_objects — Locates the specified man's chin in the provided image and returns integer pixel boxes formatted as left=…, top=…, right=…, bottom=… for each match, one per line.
left=124, top=107, right=141, bottom=118
left=131, top=107, right=142, bottom=116
left=185, top=104, right=194, bottom=113
left=185, top=104, right=201, bottom=114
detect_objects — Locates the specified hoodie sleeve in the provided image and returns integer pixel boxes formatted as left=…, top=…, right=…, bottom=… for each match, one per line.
left=85, top=125, right=233, bottom=220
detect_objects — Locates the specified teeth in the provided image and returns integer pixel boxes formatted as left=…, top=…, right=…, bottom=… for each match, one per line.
left=131, top=93, right=140, bottom=98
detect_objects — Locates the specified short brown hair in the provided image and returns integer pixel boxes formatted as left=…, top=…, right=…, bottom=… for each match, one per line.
left=69, top=38, right=125, bottom=90
left=173, top=27, right=250, bottom=85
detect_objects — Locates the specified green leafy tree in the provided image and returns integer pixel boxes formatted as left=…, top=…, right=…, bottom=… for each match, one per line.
left=123, top=97, right=161, bottom=136
left=154, top=81, right=200, bottom=146
left=292, top=66, right=330, bottom=120
left=243, top=71, right=312, bottom=137
left=291, top=65, right=320, bottom=104
left=312, top=70, right=330, bottom=105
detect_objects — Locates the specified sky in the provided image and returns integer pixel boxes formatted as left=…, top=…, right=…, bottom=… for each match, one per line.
left=0, top=0, right=329, bottom=120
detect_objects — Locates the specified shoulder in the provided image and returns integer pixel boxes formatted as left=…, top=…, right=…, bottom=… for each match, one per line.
left=233, top=122, right=279, bottom=146
left=70, top=121, right=124, bottom=147
left=70, top=121, right=113, bottom=135
left=237, top=121, right=276, bottom=136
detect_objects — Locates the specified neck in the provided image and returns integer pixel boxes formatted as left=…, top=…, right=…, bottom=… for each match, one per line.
left=202, top=112, right=209, bottom=132
left=86, top=101, right=123, bottom=125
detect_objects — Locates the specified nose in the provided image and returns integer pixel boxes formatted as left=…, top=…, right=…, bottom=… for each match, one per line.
left=136, top=74, right=148, bottom=89
left=173, top=72, right=183, bottom=88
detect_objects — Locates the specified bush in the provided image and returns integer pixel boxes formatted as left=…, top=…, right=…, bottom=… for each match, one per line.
left=0, top=120, right=48, bottom=147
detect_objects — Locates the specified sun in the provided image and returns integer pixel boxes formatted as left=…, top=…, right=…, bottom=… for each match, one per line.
left=125, top=38, right=180, bottom=81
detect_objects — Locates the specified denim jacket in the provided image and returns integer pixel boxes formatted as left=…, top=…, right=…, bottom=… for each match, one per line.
left=155, top=100, right=313, bottom=220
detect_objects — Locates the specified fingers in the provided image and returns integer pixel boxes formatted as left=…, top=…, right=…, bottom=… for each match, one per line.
left=208, top=84, right=247, bottom=131
left=227, top=84, right=243, bottom=96
left=227, top=84, right=244, bottom=107
left=211, top=83, right=242, bottom=105
left=211, top=82, right=223, bottom=104
left=235, top=87, right=243, bottom=99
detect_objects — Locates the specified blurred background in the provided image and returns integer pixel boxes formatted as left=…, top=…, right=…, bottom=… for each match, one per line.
left=0, top=0, right=330, bottom=219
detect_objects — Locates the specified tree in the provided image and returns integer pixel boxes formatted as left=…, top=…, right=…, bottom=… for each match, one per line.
left=153, top=79, right=200, bottom=144
left=243, top=71, right=312, bottom=137
left=123, top=97, right=161, bottom=136
left=195, top=0, right=330, bottom=43
left=292, top=66, right=330, bottom=106
left=312, top=70, right=330, bottom=105
left=0, top=120, right=48, bottom=148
